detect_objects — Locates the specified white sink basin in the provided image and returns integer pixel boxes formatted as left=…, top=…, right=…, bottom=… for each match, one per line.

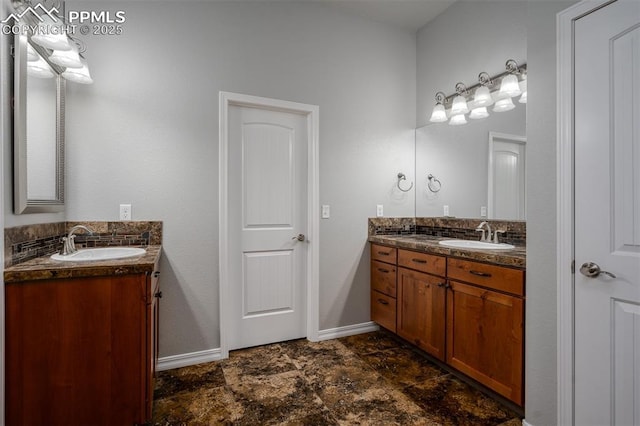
left=438, top=240, right=515, bottom=250
left=51, top=247, right=146, bottom=262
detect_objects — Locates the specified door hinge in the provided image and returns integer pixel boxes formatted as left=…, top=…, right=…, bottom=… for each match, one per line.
left=10, top=45, right=15, bottom=58
left=571, top=259, right=575, bottom=274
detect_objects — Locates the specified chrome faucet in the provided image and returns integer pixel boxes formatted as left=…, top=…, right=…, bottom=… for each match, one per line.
left=59, top=225, right=94, bottom=256
left=475, top=221, right=492, bottom=242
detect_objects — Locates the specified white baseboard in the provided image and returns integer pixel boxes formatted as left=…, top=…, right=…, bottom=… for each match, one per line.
left=157, top=348, right=222, bottom=371
left=317, top=321, right=380, bottom=341
left=157, top=322, right=379, bottom=371
left=522, top=420, right=533, bottom=426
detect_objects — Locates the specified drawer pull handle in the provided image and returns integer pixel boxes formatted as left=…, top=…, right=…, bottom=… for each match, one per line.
left=153, top=271, right=160, bottom=278
left=377, top=251, right=391, bottom=256
left=377, top=299, right=389, bottom=305
left=469, top=270, right=492, bottom=278
left=377, top=268, right=390, bottom=274
left=412, top=258, right=427, bottom=264
left=437, top=282, right=445, bottom=287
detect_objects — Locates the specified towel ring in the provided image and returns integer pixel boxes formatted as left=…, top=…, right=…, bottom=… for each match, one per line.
left=397, top=173, right=414, bottom=193
left=427, top=174, right=442, bottom=193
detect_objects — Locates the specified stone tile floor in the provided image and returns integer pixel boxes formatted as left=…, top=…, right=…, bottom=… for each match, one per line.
left=152, top=331, right=522, bottom=425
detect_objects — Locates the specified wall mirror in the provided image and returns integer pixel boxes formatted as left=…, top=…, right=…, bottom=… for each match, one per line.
left=13, top=32, right=65, bottom=214
left=415, top=104, right=526, bottom=220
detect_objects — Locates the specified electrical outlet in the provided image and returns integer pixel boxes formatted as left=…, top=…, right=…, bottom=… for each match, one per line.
left=321, top=205, right=330, bottom=219
left=376, top=204, right=384, bottom=217
left=481, top=206, right=487, bottom=217
left=119, top=204, right=132, bottom=221
left=443, top=205, right=450, bottom=217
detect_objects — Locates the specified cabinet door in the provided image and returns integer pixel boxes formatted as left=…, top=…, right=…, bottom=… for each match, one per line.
left=371, top=290, right=396, bottom=332
left=446, top=280, right=524, bottom=405
left=397, top=267, right=446, bottom=361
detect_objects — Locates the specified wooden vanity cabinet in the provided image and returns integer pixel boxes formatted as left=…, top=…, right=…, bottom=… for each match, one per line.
left=446, top=258, right=524, bottom=406
left=370, top=243, right=525, bottom=406
left=370, top=244, right=397, bottom=332
left=6, top=265, right=161, bottom=426
left=397, top=267, right=446, bottom=361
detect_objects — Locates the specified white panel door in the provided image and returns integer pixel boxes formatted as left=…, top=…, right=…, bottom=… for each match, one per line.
left=575, top=1, right=640, bottom=424
left=488, top=133, right=526, bottom=220
left=227, top=105, right=307, bottom=350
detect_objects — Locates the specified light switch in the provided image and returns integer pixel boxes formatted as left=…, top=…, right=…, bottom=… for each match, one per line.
left=322, top=205, right=330, bottom=219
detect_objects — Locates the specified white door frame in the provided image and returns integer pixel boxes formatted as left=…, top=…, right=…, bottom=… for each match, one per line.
left=219, top=91, right=319, bottom=359
left=556, top=1, right=616, bottom=424
left=487, top=131, right=526, bottom=220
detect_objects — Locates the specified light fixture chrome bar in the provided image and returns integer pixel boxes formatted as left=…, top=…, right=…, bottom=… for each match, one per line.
left=437, top=60, right=527, bottom=108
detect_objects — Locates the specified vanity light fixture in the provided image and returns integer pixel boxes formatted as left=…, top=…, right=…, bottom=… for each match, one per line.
left=427, top=59, right=526, bottom=125
left=518, top=75, right=527, bottom=104
left=493, top=96, right=515, bottom=112
left=62, top=57, right=93, bottom=84
left=26, top=44, right=39, bottom=62
left=30, top=18, right=73, bottom=51
left=429, top=92, right=448, bottom=123
left=26, top=55, right=54, bottom=78
left=49, top=44, right=83, bottom=68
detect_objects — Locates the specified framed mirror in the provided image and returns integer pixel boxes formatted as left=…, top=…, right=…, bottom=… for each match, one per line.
left=13, top=32, right=65, bottom=214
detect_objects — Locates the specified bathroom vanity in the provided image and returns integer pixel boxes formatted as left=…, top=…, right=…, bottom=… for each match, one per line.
left=369, top=232, right=525, bottom=406
left=4, top=246, right=162, bottom=426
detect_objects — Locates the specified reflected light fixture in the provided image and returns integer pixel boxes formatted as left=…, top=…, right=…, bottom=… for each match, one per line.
left=449, top=114, right=467, bottom=126
left=493, top=97, right=515, bottom=112
left=429, top=92, right=448, bottom=123
left=518, top=75, right=527, bottom=104
left=26, top=44, right=39, bottom=62
left=31, top=20, right=72, bottom=51
left=62, top=57, right=94, bottom=84
left=49, top=43, right=83, bottom=68
left=27, top=56, right=55, bottom=78
left=470, top=107, right=489, bottom=119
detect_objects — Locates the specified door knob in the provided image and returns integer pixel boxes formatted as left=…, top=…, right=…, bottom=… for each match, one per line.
left=579, top=262, right=617, bottom=279
left=292, top=234, right=305, bottom=242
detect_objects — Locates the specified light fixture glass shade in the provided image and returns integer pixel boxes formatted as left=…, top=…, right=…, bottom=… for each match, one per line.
left=473, top=85, right=493, bottom=107
left=31, top=23, right=72, bottom=51
left=470, top=107, right=489, bottom=119
left=499, top=74, right=521, bottom=97
left=62, top=58, right=93, bottom=84
left=518, top=79, right=527, bottom=103
left=49, top=45, right=82, bottom=68
left=493, top=97, right=515, bottom=112
left=429, top=104, right=448, bottom=123
left=519, top=91, right=527, bottom=104
left=451, top=95, right=469, bottom=115
left=449, top=114, right=467, bottom=126
left=27, top=44, right=39, bottom=62
left=27, top=56, right=54, bottom=78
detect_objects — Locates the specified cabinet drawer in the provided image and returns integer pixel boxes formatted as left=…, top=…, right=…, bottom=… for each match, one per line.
left=447, top=258, right=524, bottom=296
left=371, top=290, right=396, bottom=332
left=398, top=249, right=446, bottom=277
left=371, top=260, right=397, bottom=297
left=371, top=244, right=397, bottom=264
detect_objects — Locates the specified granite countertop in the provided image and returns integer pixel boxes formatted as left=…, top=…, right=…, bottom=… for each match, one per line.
left=368, top=235, right=525, bottom=269
left=4, top=245, right=162, bottom=283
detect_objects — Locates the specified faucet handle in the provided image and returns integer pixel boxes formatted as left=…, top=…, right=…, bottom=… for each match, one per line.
left=493, top=230, right=506, bottom=244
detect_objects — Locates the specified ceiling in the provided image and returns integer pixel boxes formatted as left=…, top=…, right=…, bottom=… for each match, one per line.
left=322, top=0, right=457, bottom=32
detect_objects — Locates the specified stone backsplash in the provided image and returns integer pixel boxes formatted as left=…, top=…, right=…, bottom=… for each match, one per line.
left=369, top=217, right=526, bottom=246
left=5, top=221, right=162, bottom=267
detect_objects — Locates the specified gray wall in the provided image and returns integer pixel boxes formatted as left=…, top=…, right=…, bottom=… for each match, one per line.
left=416, top=1, right=527, bottom=128
left=416, top=1, right=578, bottom=424
left=525, top=1, right=577, bottom=425
left=63, top=1, right=416, bottom=357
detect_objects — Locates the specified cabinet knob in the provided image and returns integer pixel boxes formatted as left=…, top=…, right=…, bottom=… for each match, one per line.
left=155, top=291, right=163, bottom=298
